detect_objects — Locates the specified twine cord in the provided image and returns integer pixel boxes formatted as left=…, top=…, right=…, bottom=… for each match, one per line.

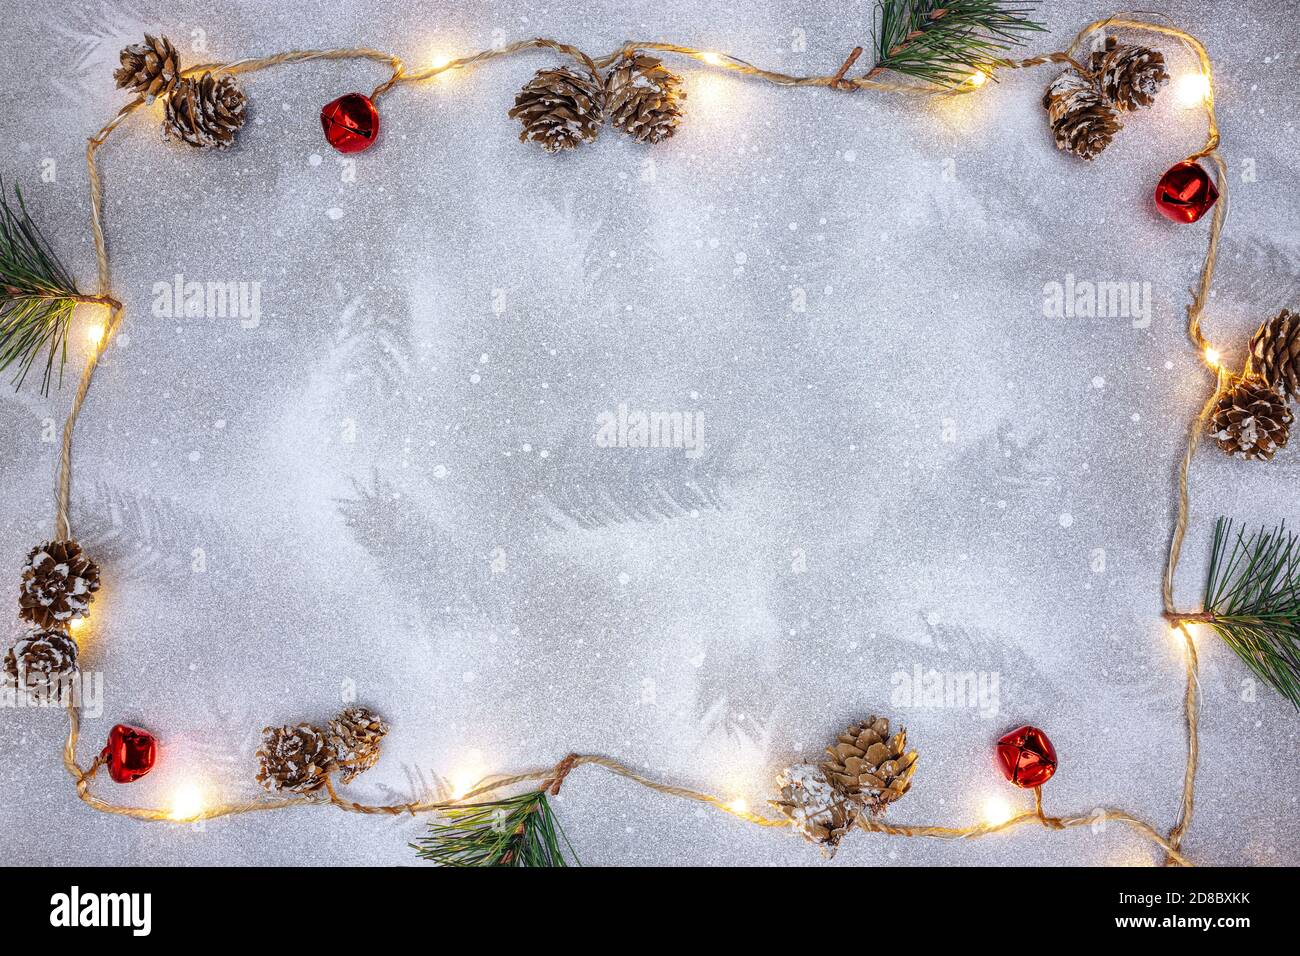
left=50, top=16, right=1224, bottom=865
left=1063, top=15, right=1230, bottom=864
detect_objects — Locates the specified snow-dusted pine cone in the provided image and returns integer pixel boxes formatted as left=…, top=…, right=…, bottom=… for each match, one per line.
left=770, top=764, right=858, bottom=857
left=327, top=705, right=390, bottom=783
left=4, top=629, right=79, bottom=700
left=508, top=65, right=606, bottom=152
left=255, top=723, right=335, bottom=793
left=1089, top=37, right=1169, bottom=111
left=19, top=539, right=100, bottom=630
left=1247, top=309, right=1300, bottom=403
left=163, top=72, right=247, bottom=149
left=1210, top=378, right=1293, bottom=461
left=605, top=52, right=686, bottom=144
left=1042, top=70, right=1121, bottom=160
left=821, top=716, right=918, bottom=815
left=113, top=34, right=183, bottom=102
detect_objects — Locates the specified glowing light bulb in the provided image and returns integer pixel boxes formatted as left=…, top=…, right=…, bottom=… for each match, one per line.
left=168, top=783, right=205, bottom=821
left=448, top=749, right=486, bottom=799
left=1175, top=72, right=1211, bottom=108
left=85, top=322, right=105, bottom=344
left=982, top=795, right=1013, bottom=826
left=700, top=52, right=723, bottom=66
left=1204, top=346, right=1222, bottom=367
left=727, top=798, right=748, bottom=815
left=68, top=617, right=85, bottom=632
left=966, top=70, right=989, bottom=88
left=424, top=51, right=455, bottom=82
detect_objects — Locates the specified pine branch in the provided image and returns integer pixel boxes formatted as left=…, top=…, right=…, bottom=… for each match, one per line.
left=0, top=181, right=83, bottom=393
left=1196, top=517, right=1300, bottom=708
left=869, top=0, right=1046, bottom=88
left=411, top=790, right=578, bottom=867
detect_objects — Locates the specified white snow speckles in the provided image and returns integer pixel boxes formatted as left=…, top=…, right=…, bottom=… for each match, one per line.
left=9, top=0, right=1294, bottom=870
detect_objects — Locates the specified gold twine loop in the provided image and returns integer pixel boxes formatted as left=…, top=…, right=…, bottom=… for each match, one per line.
left=47, top=14, right=1223, bottom=866
left=541, top=753, right=581, bottom=796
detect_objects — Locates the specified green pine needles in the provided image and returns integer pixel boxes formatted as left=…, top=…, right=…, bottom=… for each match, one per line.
left=870, top=0, right=1046, bottom=87
left=1195, top=518, right=1300, bottom=708
left=0, top=181, right=84, bottom=393
left=412, top=790, right=579, bottom=867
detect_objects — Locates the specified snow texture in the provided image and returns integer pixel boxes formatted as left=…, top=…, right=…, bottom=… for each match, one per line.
left=1, top=0, right=1298, bottom=866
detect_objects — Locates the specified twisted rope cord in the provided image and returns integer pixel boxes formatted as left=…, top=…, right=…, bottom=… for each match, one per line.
left=1060, top=16, right=1230, bottom=864
left=63, top=730, right=1190, bottom=863
left=52, top=17, right=1225, bottom=865
left=1166, top=625, right=1201, bottom=864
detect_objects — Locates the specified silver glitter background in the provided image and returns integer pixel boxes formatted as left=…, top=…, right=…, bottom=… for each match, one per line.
left=1, top=0, right=1297, bottom=866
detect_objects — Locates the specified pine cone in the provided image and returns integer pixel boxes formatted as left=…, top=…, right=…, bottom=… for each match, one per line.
left=770, top=764, right=858, bottom=857
left=4, top=629, right=78, bottom=700
left=163, top=72, right=247, bottom=149
left=255, top=723, right=335, bottom=793
left=1247, top=309, right=1300, bottom=403
left=113, top=34, right=182, bottom=102
left=1210, top=378, right=1293, bottom=461
left=1089, top=37, right=1169, bottom=112
left=508, top=65, right=605, bottom=153
left=1042, top=70, right=1121, bottom=161
left=605, top=52, right=686, bottom=144
left=19, top=539, right=100, bottom=630
left=821, top=716, right=918, bottom=815
left=327, top=705, right=390, bottom=783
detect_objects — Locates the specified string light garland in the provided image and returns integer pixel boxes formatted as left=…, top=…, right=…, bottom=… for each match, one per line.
left=1, top=7, right=1295, bottom=866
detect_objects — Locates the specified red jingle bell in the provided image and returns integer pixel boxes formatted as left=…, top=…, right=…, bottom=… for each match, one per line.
left=996, top=725, right=1057, bottom=788
left=1154, top=160, right=1219, bottom=224
left=321, top=93, right=380, bottom=153
left=101, top=723, right=157, bottom=783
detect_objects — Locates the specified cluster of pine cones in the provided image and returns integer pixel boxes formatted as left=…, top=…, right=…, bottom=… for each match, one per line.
left=255, top=705, right=390, bottom=793
left=4, top=540, right=99, bottom=701
left=1212, top=310, right=1300, bottom=461
left=1043, top=37, right=1169, bottom=160
left=114, top=34, right=247, bottom=149
left=770, top=716, right=918, bottom=857
left=510, top=51, right=686, bottom=153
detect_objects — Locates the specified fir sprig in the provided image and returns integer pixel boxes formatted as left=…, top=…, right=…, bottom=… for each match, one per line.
left=0, top=181, right=83, bottom=393
left=411, top=790, right=579, bottom=867
left=1196, top=517, right=1300, bottom=708
left=869, top=0, right=1046, bottom=88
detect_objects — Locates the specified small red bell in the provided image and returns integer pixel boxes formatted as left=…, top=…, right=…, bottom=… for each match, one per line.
left=1154, top=160, right=1219, bottom=224
left=101, top=723, right=157, bottom=783
left=996, top=725, right=1057, bottom=788
left=321, top=93, right=380, bottom=153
